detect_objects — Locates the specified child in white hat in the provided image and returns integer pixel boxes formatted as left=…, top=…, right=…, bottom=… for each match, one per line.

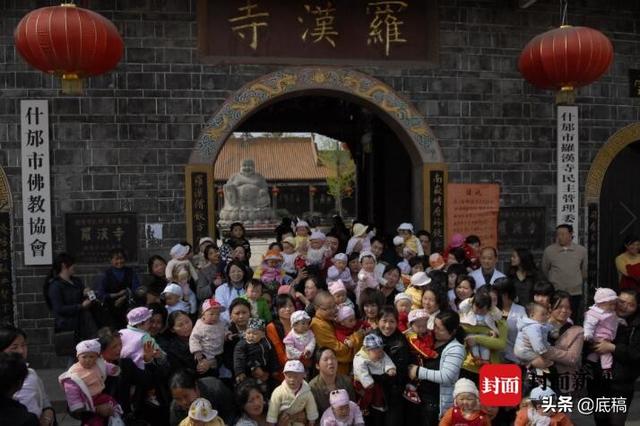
left=190, top=298, right=227, bottom=376
left=439, top=378, right=489, bottom=425
left=403, top=309, right=439, bottom=404
left=327, top=253, right=353, bottom=289
left=306, top=230, right=329, bottom=268
left=319, top=389, right=364, bottom=426
left=163, top=282, right=195, bottom=315
left=406, top=272, right=431, bottom=310
left=267, top=360, right=319, bottom=426
left=352, top=334, right=396, bottom=414
left=355, top=251, right=378, bottom=305
left=283, top=310, right=316, bottom=365
left=281, top=236, right=299, bottom=276
left=166, top=243, right=199, bottom=282
left=180, top=397, right=224, bottom=426
left=584, top=287, right=620, bottom=379
left=394, top=293, right=412, bottom=332
left=58, top=339, right=122, bottom=423
left=346, top=223, right=371, bottom=255
left=397, top=223, right=424, bottom=256
left=294, top=220, right=311, bottom=253
left=515, top=385, right=570, bottom=426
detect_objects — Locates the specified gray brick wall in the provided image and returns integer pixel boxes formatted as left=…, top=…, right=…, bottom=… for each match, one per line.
left=1, top=0, right=639, bottom=367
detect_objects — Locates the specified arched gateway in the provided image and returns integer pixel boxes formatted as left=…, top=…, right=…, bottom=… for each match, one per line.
left=585, top=123, right=640, bottom=290
left=186, top=67, right=447, bottom=246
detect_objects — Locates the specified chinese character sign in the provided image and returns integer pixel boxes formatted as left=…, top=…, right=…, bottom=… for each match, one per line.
left=20, top=100, right=52, bottom=265
left=65, top=213, right=138, bottom=263
left=428, top=170, right=446, bottom=253
left=479, top=364, right=521, bottom=406
left=0, top=212, right=13, bottom=324
left=198, top=0, right=438, bottom=66
left=446, top=184, right=500, bottom=249
left=557, top=106, right=579, bottom=239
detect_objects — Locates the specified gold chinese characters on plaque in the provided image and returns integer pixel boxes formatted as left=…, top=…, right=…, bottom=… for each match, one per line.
left=197, top=0, right=438, bottom=66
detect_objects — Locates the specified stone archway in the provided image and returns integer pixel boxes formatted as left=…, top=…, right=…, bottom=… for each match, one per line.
left=585, top=123, right=640, bottom=288
left=187, top=67, right=447, bottom=244
left=0, top=166, right=14, bottom=325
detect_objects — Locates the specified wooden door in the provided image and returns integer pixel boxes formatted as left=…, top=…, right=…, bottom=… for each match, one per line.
left=599, top=141, right=640, bottom=289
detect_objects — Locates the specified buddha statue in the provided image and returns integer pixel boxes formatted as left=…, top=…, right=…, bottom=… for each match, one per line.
left=219, top=159, right=275, bottom=225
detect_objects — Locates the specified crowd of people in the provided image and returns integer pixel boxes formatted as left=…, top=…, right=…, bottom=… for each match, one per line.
left=2, top=218, right=640, bottom=426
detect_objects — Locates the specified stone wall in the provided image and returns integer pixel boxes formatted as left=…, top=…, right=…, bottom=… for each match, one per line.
left=0, top=0, right=639, bottom=366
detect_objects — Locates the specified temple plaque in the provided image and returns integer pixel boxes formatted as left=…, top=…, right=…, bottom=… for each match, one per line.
left=65, top=213, right=138, bottom=263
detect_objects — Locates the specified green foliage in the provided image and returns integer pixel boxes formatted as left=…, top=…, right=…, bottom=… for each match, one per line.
left=318, top=150, right=355, bottom=200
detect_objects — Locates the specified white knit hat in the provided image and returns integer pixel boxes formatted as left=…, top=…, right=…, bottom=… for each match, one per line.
left=358, top=250, right=376, bottom=263
left=162, top=283, right=183, bottom=297
left=76, top=339, right=101, bottom=356
left=291, top=310, right=311, bottom=325
left=394, top=293, right=411, bottom=304
left=283, top=360, right=305, bottom=373
left=453, top=378, right=479, bottom=399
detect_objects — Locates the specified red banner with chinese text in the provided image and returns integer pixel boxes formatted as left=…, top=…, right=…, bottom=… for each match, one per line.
left=446, top=184, right=500, bottom=249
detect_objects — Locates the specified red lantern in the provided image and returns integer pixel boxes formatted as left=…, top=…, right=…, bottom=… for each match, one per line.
left=217, top=187, right=224, bottom=197
left=309, top=186, right=317, bottom=195
left=271, top=186, right=280, bottom=196
left=518, top=26, right=613, bottom=103
left=14, top=4, right=124, bottom=94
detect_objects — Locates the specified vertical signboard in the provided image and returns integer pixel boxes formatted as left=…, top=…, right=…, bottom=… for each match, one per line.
left=557, top=105, right=579, bottom=240
left=20, top=100, right=52, bottom=265
left=0, top=212, right=12, bottom=324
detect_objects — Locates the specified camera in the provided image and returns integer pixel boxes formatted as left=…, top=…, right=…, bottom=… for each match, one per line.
left=87, top=290, right=97, bottom=301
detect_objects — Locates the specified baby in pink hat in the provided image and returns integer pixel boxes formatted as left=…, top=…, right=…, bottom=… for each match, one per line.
left=283, top=310, right=316, bottom=366
left=328, top=279, right=355, bottom=312
left=319, top=389, right=364, bottom=426
left=327, top=253, right=353, bottom=289
left=584, top=287, right=620, bottom=379
left=190, top=298, right=227, bottom=375
left=59, top=339, right=122, bottom=425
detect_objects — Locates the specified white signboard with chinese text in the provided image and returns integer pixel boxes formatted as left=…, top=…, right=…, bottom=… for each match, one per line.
left=557, top=105, right=579, bottom=240
left=20, top=100, right=52, bottom=265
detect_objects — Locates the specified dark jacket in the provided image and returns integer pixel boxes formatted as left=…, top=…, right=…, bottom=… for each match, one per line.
left=374, top=328, right=411, bottom=389
left=158, top=334, right=196, bottom=373
left=611, top=312, right=640, bottom=395
left=47, top=276, right=85, bottom=332
left=233, top=337, right=279, bottom=376
left=0, top=395, right=39, bottom=426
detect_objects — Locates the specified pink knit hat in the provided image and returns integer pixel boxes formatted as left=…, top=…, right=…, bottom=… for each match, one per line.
left=337, top=305, right=355, bottom=322
left=329, top=389, right=350, bottom=408
left=450, top=233, right=465, bottom=248
left=594, top=288, right=618, bottom=304
left=328, top=280, right=347, bottom=296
